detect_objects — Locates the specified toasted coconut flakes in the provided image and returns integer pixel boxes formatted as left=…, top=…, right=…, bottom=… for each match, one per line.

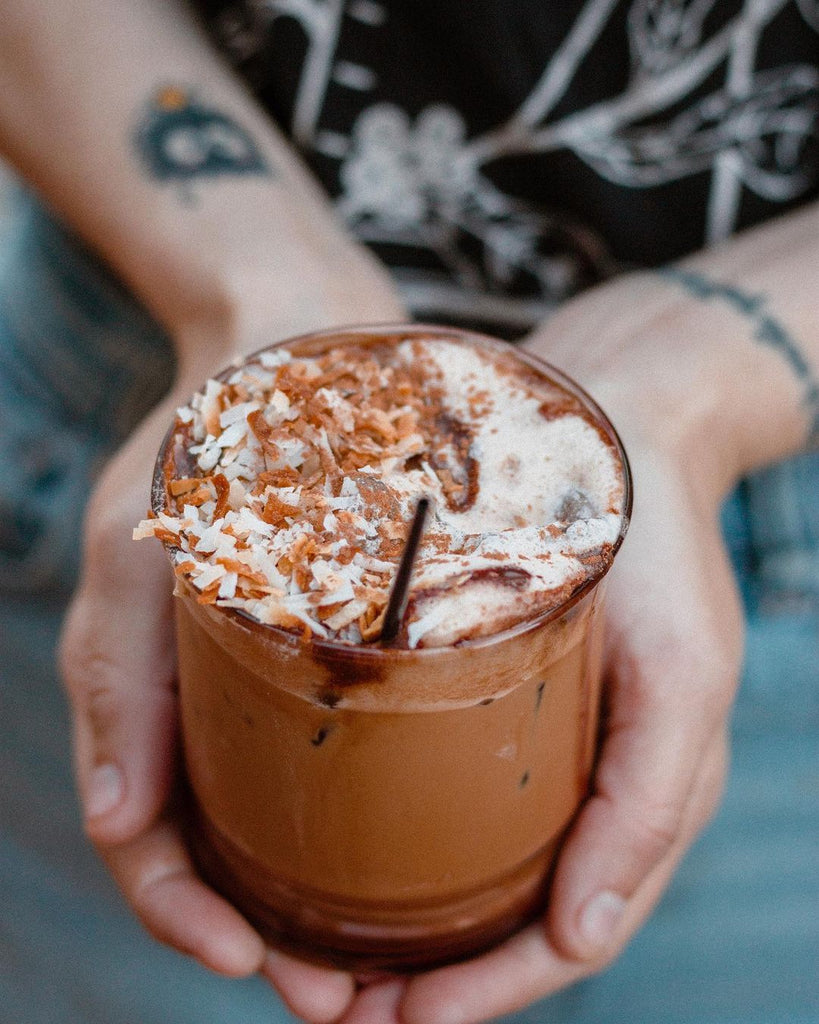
left=223, top=450, right=261, bottom=483
left=380, top=519, right=407, bottom=541
left=228, top=479, right=247, bottom=508
left=190, top=437, right=221, bottom=472
left=258, top=350, right=292, bottom=369
left=269, top=388, right=291, bottom=416
left=181, top=486, right=211, bottom=506
left=315, top=577, right=356, bottom=605
left=359, top=407, right=396, bottom=441
left=217, top=557, right=269, bottom=585
left=359, top=606, right=386, bottom=641
left=232, top=507, right=273, bottom=537
left=257, top=436, right=303, bottom=471
left=133, top=519, right=160, bottom=540
left=212, top=474, right=231, bottom=520
left=316, top=600, right=346, bottom=620
left=276, top=594, right=329, bottom=636
left=261, top=493, right=300, bottom=526
left=194, top=518, right=228, bottom=553
left=354, top=584, right=388, bottom=604
left=407, top=603, right=451, bottom=648
left=139, top=337, right=624, bottom=645
left=220, top=401, right=261, bottom=428
left=327, top=494, right=359, bottom=513
left=395, top=434, right=425, bottom=457
left=169, top=477, right=202, bottom=497
left=215, top=421, right=248, bottom=449
left=201, top=381, right=225, bottom=438
left=315, top=427, right=341, bottom=476
left=155, top=511, right=189, bottom=532
left=324, top=598, right=370, bottom=631
left=315, top=387, right=355, bottom=431
left=311, top=559, right=333, bottom=585
left=192, top=562, right=227, bottom=591
left=211, top=534, right=238, bottom=563
left=252, top=555, right=289, bottom=590
left=353, top=552, right=396, bottom=574
left=217, top=572, right=238, bottom=599
left=246, top=408, right=279, bottom=451
left=393, top=410, right=417, bottom=437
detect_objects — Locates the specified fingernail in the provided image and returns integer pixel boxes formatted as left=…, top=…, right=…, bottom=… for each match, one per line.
left=85, top=763, right=124, bottom=819
left=578, top=890, right=626, bottom=952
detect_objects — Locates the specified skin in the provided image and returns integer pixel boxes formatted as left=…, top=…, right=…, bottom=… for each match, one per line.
left=2, top=3, right=818, bottom=1022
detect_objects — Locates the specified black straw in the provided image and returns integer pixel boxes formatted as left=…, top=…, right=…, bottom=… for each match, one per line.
left=380, top=497, right=430, bottom=645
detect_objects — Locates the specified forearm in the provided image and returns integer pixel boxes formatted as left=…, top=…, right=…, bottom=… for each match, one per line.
left=0, top=0, right=401, bottom=369
left=526, top=202, right=819, bottom=500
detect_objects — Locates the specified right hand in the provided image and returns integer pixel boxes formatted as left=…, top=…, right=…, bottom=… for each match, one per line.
left=59, top=277, right=406, bottom=1024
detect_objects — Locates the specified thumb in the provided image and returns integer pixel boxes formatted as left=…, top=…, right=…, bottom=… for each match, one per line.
left=544, top=450, right=743, bottom=963
left=59, top=407, right=179, bottom=845
left=546, top=685, right=717, bottom=961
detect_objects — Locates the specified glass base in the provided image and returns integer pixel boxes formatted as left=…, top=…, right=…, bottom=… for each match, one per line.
left=187, top=804, right=562, bottom=972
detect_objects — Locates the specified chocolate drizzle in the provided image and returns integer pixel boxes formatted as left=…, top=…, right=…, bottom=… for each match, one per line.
left=406, top=565, right=533, bottom=635
left=427, top=414, right=479, bottom=512
left=466, top=566, right=532, bottom=590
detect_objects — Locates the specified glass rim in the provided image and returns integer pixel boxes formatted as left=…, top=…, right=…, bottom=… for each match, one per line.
left=151, top=321, right=633, bottom=658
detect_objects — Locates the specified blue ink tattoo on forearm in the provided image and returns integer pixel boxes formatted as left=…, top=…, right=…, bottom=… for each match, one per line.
left=659, top=266, right=819, bottom=446
left=134, top=86, right=271, bottom=202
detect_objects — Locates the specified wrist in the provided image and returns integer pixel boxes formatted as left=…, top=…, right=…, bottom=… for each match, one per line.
left=168, top=258, right=406, bottom=397
left=653, top=265, right=819, bottom=463
left=575, top=332, right=740, bottom=512
left=119, top=215, right=403, bottom=355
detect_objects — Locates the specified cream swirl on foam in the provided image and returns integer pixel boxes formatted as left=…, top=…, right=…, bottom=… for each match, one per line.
left=135, top=333, right=626, bottom=647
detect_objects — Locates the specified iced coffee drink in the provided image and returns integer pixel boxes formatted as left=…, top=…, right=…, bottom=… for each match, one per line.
left=136, top=325, right=631, bottom=970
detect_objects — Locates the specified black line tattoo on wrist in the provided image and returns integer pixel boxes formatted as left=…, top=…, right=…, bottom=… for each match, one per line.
left=659, top=266, right=819, bottom=446
left=134, top=86, right=271, bottom=202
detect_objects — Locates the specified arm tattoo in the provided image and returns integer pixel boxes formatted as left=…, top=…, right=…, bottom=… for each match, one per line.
left=658, top=266, right=819, bottom=446
left=134, top=86, right=271, bottom=201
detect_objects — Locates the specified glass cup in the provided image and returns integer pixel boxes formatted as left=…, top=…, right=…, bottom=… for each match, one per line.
left=151, top=325, right=632, bottom=971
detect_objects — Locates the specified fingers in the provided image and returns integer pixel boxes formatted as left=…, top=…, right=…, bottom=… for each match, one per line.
left=261, top=948, right=370, bottom=1024
left=103, top=818, right=266, bottom=977
left=545, top=620, right=736, bottom=960
left=60, top=383, right=214, bottom=840
left=546, top=682, right=722, bottom=960
left=402, top=922, right=591, bottom=1024
left=59, top=423, right=179, bottom=844
left=337, top=978, right=405, bottom=1024
left=397, top=731, right=727, bottom=1024
left=60, top=570, right=176, bottom=844
left=548, top=707, right=729, bottom=960
left=59, top=396, right=265, bottom=976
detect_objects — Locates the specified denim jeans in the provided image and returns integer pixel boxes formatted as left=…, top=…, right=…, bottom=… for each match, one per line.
left=1, top=191, right=816, bottom=1024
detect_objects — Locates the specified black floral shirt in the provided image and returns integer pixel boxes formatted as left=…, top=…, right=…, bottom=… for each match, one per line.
left=193, top=0, right=819, bottom=335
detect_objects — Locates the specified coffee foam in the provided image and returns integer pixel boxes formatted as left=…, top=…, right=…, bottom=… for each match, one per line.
left=136, top=334, right=626, bottom=647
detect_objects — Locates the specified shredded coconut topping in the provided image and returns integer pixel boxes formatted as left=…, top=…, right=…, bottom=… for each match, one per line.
left=136, top=334, right=626, bottom=647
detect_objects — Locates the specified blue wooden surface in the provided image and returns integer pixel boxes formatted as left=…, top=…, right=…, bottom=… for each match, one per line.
left=1, top=593, right=816, bottom=1024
